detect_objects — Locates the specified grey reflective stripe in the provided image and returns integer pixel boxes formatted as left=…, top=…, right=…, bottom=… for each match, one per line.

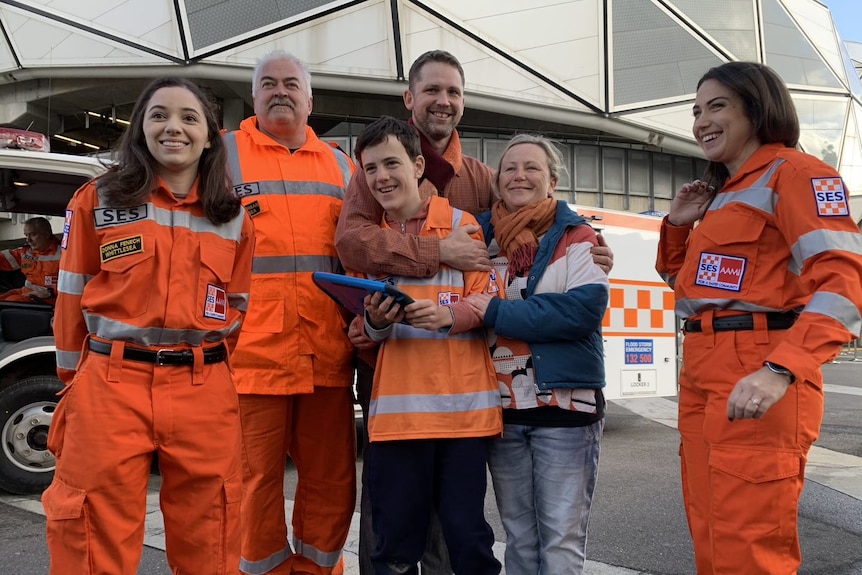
left=23, top=280, right=41, bottom=291
left=804, top=291, right=862, bottom=335
left=675, top=298, right=779, bottom=318
left=228, top=292, right=249, bottom=312
left=84, top=313, right=242, bottom=347
left=223, top=132, right=243, bottom=185
left=390, top=323, right=477, bottom=341
left=708, top=159, right=784, bottom=214
left=90, top=198, right=246, bottom=241
left=57, top=271, right=93, bottom=296
left=1, top=250, right=20, bottom=269
left=38, top=252, right=61, bottom=261
left=789, top=229, right=862, bottom=275
left=252, top=255, right=340, bottom=274
left=323, top=143, right=352, bottom=191
left=56, top=349, right=81, bottom=371
left=251, top=179, right=345, bottom=199
left=291, top=535, right=342, bottom=568
left=370, top=389, right=501, bottom=416
left=239, top=544, right=292, bottom=575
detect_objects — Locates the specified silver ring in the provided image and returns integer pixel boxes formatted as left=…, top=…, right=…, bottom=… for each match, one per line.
left=750, top=397, right=762, bottom=406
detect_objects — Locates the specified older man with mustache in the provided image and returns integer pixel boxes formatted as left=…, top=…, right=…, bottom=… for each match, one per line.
left=224, top=50, right=356, bottom=575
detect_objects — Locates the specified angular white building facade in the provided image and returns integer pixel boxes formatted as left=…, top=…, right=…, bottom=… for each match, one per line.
left=0, top=0, right=860, bottom=214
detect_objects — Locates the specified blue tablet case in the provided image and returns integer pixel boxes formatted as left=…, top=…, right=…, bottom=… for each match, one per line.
left=311, top=272, right=414, bottom=317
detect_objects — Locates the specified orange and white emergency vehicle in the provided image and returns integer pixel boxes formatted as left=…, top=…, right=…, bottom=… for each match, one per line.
left=572, top=204, right=680, bottom=400
left=0, top=144, right=106, bottom=494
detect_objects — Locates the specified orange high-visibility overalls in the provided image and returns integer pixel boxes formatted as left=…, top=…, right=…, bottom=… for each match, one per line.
left=45, top=178, right=255, bottom=575
left=657, top=144, right=862, bottom=574
left=0, top=238, right=61, bottom=303
left=225, top=119, right=356, bottom=575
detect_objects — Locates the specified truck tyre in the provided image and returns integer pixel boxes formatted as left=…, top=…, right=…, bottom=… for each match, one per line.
left=0, top=375, right=63, bottom=494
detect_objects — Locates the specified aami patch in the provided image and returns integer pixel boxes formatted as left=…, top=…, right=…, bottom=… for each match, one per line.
left=244, top=200, right=261, bottom=217
left=100, top=235, right=143, bottom=263
left=812, top=177, right=849, bottom=217
left=695, top=252, right=746, bottom=292
left=61, top=209, right=73, bottom=249
left=437, top=292, right=460, bottom=306
left=204, top=284, right=227, bottom=321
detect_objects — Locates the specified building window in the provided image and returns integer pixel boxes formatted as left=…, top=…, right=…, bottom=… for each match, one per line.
left=653, top=153, right=673, bottom=199
left=575, top=145, right=600, bottom=192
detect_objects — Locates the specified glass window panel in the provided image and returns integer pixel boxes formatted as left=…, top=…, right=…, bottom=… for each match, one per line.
left=628, top=150, right=650, bottom=196
left=612, top=0, right=723, bottom=105
left=653, top=154, right=673, bottom=199
left=575, top=146, right=599, bottom=192
left=483, top=140, right=509, bottom=172
left=794, top=97, right=846, bottom=168
left=673, top=156, right=694, bottom=192
left=762, top=0, right=842, bottom=89
left=461, top=138, right=481, bottom=162
left=602, top=147, right=626, bottom=194
left=556, top=144, right=572, bottom=191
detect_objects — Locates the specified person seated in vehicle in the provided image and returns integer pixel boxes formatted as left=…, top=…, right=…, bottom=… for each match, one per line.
left=0, top=217, right=60, bottom=305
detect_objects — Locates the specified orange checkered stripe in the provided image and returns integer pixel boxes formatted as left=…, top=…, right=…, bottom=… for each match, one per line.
left=602, top=279, right=676, bottom=337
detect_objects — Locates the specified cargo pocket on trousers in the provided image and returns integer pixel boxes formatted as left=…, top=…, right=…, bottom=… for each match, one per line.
left=218, top=473, right=242, bottom=575
left=709, top=445, right=801, bottom=533
left=42, top=478, right=90, bottom=562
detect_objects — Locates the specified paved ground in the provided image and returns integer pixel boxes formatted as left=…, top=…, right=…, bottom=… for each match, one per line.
left=2, top=358, right=861, bottom=574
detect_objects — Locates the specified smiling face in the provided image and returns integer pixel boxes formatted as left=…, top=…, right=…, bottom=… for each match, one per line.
left=403, top=61, right=464, bottom=151
left=497, top=143, right=557, bottom=213
left=253, top=58, right=312, bottom=145
left=360, top=135, right=425, bottom=222
left=692, top=79, right=762, bottom=176
left=143, top=86, right=211, bottom=182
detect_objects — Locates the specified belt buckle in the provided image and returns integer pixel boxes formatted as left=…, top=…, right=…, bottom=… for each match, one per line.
left=155, top=349, right=175, bottom=366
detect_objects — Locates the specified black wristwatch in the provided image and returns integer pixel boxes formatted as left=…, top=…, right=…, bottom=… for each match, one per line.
left=764, top=361, right=795, bottom=383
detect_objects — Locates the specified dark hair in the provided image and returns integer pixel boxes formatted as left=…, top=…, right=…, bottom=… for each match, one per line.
left=354, top=116, right=422, bottom=167
left=23, top=216, right=52, bottom=236
left=697, top=62, right=799, bottom=190
left=407, top=50, right=465, bottom=92
left=98, top=77, right=240, bottom=225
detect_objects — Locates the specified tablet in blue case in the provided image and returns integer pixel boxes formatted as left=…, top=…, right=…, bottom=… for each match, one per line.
left=311, top=272, right=415, bottom=317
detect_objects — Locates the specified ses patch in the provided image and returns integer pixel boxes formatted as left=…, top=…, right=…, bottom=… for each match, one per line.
left=94, top=205, right=148, bottom=228
left=695, top=252, right=746, bottom=292
left=61, top=209, right=73, bottom=249
left=204, top=284, right=227, bottom=321
left=100, top=235, right=144, bottom=263
left=811, top=177, right=849, bottom=217
left=234, top=182, right=261, bottom=198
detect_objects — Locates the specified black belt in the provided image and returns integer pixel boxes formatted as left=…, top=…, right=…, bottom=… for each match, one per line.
left=88, top=340, right=227, bottom=365
left=684, top=311, right=797, bottom=333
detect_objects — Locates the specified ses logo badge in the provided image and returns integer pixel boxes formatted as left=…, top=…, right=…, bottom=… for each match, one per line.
left=695, top=252, right=746, bottom=292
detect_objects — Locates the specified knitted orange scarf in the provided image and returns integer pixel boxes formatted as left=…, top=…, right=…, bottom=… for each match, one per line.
left=491, top=197, right=557, bottom=277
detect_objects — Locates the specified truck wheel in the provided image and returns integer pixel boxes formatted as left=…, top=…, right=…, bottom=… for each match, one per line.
left=0, top=376, right=63, bottom=494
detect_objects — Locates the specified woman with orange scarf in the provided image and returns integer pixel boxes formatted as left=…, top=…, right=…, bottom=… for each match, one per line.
left=466, top=134, right=609, bottom=574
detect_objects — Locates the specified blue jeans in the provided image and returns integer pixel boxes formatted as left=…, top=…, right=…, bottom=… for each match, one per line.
left=488, top=421, right=603, bottom=575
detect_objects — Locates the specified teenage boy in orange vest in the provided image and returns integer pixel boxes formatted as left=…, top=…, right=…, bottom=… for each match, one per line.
left=354, top=115, right=502, bottom=575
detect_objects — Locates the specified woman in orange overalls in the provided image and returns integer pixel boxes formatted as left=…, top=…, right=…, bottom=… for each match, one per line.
left=657, top=62, right=862, bottom=574
left=43, top=77, right=255, bottom=575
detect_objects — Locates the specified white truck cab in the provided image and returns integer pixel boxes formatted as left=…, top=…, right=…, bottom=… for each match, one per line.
left=0, top=148, right=105, bottom=494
